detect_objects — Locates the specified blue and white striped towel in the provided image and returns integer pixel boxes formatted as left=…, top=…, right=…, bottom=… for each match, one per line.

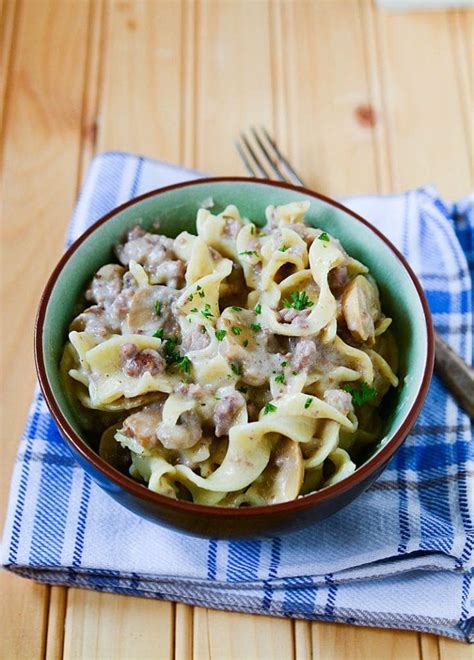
left=2, top=152, right=473, bottom=642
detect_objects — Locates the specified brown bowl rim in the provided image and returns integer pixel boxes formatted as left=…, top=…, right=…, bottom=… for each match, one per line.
left=35, top=176, right=434, bottom=519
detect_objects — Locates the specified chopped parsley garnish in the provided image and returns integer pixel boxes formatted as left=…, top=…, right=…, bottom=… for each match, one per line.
left=250, top=225, right=255, bottom=235
left=153, top=327, right=164, bottom=340
left=239, top=250, right=259, bottom=257
left=201, top=303, right=213, bottom=319
left=197, top=285, right=205, bottom=298
left=342, top=382, right=377, bottom=406
left=282, top=291, right=313, bottom=311
left=281, top=360, right=288, bottom=367
left=163, top=338, right=180, bottom=366
left=254, top=304, right=262, bottom=314
left=176, top=356, right=192, bottom=374
left=230, top=363, right=242, bottom=376
left=304, top=397, right=313, bottom=409
left=231, top=306, right=242, bottom=311
left=318, top=232, right=330, bottom=242
left=188, top=294, right=194, bottom=301
left=250, top=323, right=261, bottom=332
left=215, top=329, right=227, bottom=341
left=231, top=326, right=242, bottom=335
left=263, top=402, right=277, bottom=415
left=215, top=396, right=221, bottom=400
left=275, top=372, right=285, bottom=384
left=154, top=300, right=162, bottom=316
left=190, top=307, right=198, bottom=313
left=279, top=244, right=289, bottom=252
left=242, top=339, right=249, bottom=347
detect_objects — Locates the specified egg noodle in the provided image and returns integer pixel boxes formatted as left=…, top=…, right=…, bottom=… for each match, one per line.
left=61, top=201, right=399, bottom=506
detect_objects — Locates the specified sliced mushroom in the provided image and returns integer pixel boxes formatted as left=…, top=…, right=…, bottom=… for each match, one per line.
left=120, top=401, right=165, bottom=451
left=341, top=275, right=381, bottom=346
left=246, top=438, right=304, bottom=504
left=99, top=423, right=131, bottom=472
left=126, top=285, right=179, bottom=337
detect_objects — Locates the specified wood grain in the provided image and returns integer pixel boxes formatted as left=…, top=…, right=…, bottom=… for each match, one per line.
left=0, top=0, right=18, bottom=136
left=279, top=0, right=381, bottom=196
left=63, top=589, right=174, bottom=659
left=58, top=1, right=183, bottom=654
left=193, top=607, right=211, bottom=660
left=45, top=587, right=68, bottom=660
left=421, top=633, right=440, bottom=660
left=175, top=604, right=193, bottom=660
left=438, top=635, right=474, bottom=660
left=1, top=1, right=472, bottom=658
left=194, top=0, right=274, bottom=174
left=98, top=0, right=184, bottom=158
left=294, top=621, right=312, bottom=660
left=311, top=622, right=421, bottom=659
left=452, top=8, right=473, bottom=178
left=199, top=609, right=295, bottom=660
left=375, top=6, right=472, bottom=198
left=0, top=0, right=91, bottom=657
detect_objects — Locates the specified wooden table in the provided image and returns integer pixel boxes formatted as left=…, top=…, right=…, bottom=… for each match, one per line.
left=1, top=1, right=472, bottom=658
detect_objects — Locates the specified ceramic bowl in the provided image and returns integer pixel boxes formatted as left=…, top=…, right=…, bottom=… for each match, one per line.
left=35, top=177, right=434, bottom=537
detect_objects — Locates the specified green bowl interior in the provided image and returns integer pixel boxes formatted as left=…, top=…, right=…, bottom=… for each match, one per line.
left=42, top=180, right=428, bottom=465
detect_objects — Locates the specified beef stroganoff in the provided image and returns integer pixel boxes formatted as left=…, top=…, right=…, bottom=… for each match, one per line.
left=61, top=201, right=399, bottom=506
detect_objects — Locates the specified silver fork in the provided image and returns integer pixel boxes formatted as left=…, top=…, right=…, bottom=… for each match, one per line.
left=235, top=126, right=305, bottom=187
left=235, top=126, right=474, bottom=418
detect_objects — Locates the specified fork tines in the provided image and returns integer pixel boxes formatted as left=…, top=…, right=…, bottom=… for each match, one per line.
left=235, top=126, right=305, bottom=187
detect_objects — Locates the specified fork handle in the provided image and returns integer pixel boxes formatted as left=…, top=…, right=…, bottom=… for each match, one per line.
left=434, top=333, right=474, bottom=419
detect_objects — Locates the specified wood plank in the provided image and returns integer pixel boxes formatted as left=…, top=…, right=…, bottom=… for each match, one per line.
left=0, top=0, right=18, bottom=134
left=294, top=620, right=312, bottom=660
left=193, top=607, right=211, bottom=660
left=0, top=0, right=91, bottom=522
left=60, top=1, right=180, bottom=654
left=451, top=9, right=473, bottom=182
left=0, top=1, right=91, bottom=658
left=279, top=0, right=381, bottom=196
left=420, top=633, right=440, bottom=660
left=359, top=0, right=392, bottom=193
left=374, top=7, right=471, bottom=198
left=187, top=0, right=286, bottom=659
left=78, top=0, right=105, bottom=182
left=44, top=3, right=105, bottom=656
left=98, top=0, right=184, bottom=159
left=63, top=589, right=174, bottom=660
left=203, top=609, right=294, bottom=660
left=311, top=622, right=421, bottom=660
left=438, top=636, right=473, bottom=660
left=0, top=573, right=49, bottom=659
left=190, top=2, right=290, bottom=654
left=45, top=587, right=68, bottom=660
left=175, top=604, right=193, bottom=660
left=278, top=1, right=433, bottom=654
left=181, top=0, right=196, bottom=170
left=194, top=0, right=274, bottom=174
left=268, top=0, right=287, bottom=151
